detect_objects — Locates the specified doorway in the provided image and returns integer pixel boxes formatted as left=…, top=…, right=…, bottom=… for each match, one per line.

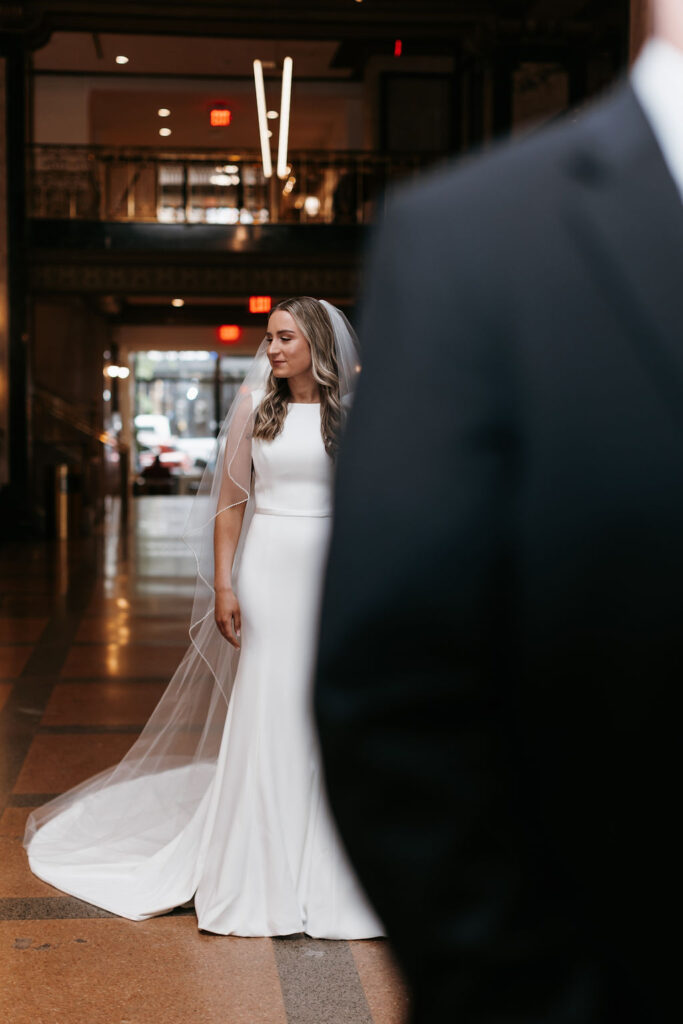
left=131, top=349, right=252, bottom=495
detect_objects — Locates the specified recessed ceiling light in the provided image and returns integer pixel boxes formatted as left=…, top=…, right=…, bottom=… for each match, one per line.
left=159, top=127, right=172, bottom=137
left=266, top=110, right=279, bottom=120
left=158, top=108, right=171, bottom=117
left=267, top=130, right=273, bottom=138
left=115, top=55, right=129, bottom=65
left=171, top=298, right=185, bottom=308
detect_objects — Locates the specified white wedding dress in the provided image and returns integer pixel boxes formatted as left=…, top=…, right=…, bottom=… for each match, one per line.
left=26, top=401, right=384, bottom=939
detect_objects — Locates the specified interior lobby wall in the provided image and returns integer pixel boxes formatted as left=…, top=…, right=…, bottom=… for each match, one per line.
left=32, top=74, right=364, bottom=151
left=114, top=323, right=264, bottom=356
left=32, top=295, right=110, bottom=412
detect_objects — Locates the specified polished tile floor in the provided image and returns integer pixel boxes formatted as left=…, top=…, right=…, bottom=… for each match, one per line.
left=0, top=497, right=409, bottom=1024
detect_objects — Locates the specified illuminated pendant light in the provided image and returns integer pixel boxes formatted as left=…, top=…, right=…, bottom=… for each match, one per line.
left=253, top=56, right=293, bottom=181
left=253, top=59, right=273, bottom=179
left=276, top=57, right=293, bottom=180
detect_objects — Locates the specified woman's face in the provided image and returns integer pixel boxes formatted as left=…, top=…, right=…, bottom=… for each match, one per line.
left=265, top=310, right=313, bottom=380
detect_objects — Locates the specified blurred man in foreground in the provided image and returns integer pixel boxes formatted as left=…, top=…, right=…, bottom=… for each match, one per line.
left=316, top=1, right=683, bottom=1020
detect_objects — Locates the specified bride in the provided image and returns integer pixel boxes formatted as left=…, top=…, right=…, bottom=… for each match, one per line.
left=24, top=296, right=384, bottom=940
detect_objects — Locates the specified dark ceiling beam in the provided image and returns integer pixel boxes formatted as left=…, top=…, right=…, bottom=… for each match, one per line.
left=529, top=1, right=591, bottom=18
left=1, top=2, right=628, bottom=52
left=8, top=3, right=623, bottom=44
left=111, top=303, right=277, bottom=328
left=2, top=1, right=499, bottom=43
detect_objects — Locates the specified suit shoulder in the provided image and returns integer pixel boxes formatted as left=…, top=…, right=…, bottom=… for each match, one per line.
left=385, top=79, right=633, bottom=224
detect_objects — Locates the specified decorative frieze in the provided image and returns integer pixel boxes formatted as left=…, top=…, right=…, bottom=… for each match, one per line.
left=30, top=257, right=359, bottom=301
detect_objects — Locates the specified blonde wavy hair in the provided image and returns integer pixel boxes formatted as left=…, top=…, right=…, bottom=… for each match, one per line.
left=253, top=297, right=342, bottom=459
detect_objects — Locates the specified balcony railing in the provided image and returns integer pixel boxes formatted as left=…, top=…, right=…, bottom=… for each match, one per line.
left=28, top=145, right=432, bottom=226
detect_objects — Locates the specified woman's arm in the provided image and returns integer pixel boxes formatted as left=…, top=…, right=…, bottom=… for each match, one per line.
left=212, top=392, right=254, bottom=649
left=213, top=502, right=247, bottom=648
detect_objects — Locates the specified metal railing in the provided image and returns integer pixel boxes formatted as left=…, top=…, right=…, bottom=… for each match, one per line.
left=28, top=145, right=433, bottom=226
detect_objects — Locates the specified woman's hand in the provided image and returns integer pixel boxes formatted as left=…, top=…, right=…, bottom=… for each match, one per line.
left=215, top=587, right=241, bottom=649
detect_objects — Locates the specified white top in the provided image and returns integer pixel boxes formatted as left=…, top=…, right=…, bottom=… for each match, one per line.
left=252, top=403, right=333, bottom=517
left=632, top=37, right=683, bottom=202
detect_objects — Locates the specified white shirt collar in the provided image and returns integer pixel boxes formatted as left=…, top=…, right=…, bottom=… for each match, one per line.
left=631, top=37, right=683, bottom=202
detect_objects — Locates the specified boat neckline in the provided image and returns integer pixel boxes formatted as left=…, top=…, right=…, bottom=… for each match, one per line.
left=287, top=401, right=320, bottom=405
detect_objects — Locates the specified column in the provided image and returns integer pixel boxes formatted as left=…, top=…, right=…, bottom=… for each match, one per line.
left=0, top=39, right=30, bottom=534
left=0, top=57, right=8, bottom=491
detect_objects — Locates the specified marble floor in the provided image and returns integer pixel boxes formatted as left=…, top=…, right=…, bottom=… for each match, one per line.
left=0, top=496, right=409, bottom=1024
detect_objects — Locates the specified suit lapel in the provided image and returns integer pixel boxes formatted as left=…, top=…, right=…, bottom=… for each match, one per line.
left=564, top=82, right=683, bottom=422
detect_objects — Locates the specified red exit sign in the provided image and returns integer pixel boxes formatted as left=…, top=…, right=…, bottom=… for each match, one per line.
left=218, top=325, right=241, bottom=344
left=210, top=108, right=232, bottom=127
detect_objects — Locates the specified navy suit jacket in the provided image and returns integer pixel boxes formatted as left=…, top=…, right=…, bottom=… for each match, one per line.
left=315, top=81, right=683, bottom=1023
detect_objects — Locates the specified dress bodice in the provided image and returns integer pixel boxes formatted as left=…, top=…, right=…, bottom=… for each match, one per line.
left=252, top=403, right=333, bottom=516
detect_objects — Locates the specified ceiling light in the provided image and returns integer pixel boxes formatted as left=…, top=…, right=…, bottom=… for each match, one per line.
left=267, top=130, right=273, bottom=138
left=253, top=59, right=273, bottom=179
left=158, top=108, right=171, bottom=117
left=277, top=57, right=293, bottom=179
left=304, top=196, right=320, bottom=217
left=171, top=298, right=185, bottom=307
left=159, top=127, right=172, bottom=137
left=210, top=173, right=237, bottom=186
left=267, top=110, right=279, bottom=120
left=115, top=55, right=129, bottom=65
